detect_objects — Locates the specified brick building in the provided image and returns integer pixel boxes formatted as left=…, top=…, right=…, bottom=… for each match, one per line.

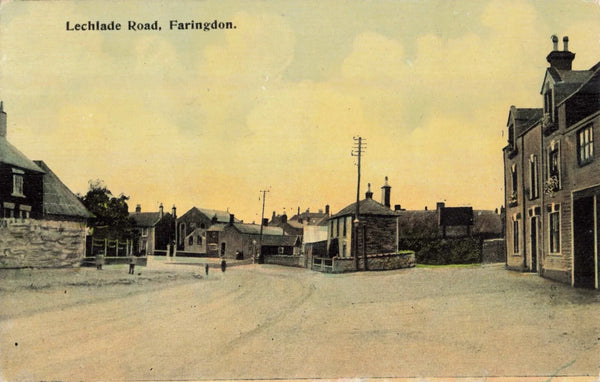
left=503, top=36, right=600, bottom=288
left=129, top=203, right=176, bottom=255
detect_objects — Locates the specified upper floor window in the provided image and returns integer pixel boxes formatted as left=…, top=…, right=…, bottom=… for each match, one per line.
left=343, top=217, right=347, bottom=237
left=12, top=169, right=25, bottom=197
left=141, top=227, right=149, bottom=237
left=510, top=164, right=518, bottom=203
left=546, top=141, right=561, bottom=194
left=577, top=124, right=594, bottom=166
left=529, top=155, right=539, bottom=200
left=508, top=124, right=515, bottom=148
left=544, top=88, right=553, bottom=115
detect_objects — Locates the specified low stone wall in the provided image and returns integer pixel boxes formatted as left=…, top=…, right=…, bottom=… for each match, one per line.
left=313, top=251, right=416, bottom=273
left=264, top=254, right=305, bottom=268
left=0, top=219, right=87, bottom=268
left=481, top=238, right=505, bottom=264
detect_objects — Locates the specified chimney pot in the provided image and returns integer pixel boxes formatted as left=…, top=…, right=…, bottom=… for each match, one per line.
left=552, top=35, right=559, bottom=50
left=159, top=203, right=164, bottom=218
left=381, top=176, right=391, bottom=208
left=171, top=205, right=177, bottom=218
left=394, top=204, right=401, bottom=211
left=563, top=36, right=569, bottom=51
left=136, top=204, right=141, bottom=213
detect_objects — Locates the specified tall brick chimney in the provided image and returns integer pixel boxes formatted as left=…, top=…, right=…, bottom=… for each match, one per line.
left=381, top=176, right=391, bottom=208
left=159, top=203, right=164, bottom=218
left=547, top=35, right=575, bottom=71
left=0, top=101, right=7, bottom=138
left=365, top=183, right=373, bottom=199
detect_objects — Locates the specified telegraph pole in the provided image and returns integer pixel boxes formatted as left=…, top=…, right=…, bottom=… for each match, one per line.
left=351, top=136, right=366, bottom=270
left=258, top=188, right=270, bottom=263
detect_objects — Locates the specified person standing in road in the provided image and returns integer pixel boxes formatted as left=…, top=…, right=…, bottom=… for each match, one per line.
left=221, top=259, right=227, bottom=273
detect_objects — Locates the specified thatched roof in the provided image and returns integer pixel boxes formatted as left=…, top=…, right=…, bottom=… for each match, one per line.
left=34, top=160, right=92, bottom=219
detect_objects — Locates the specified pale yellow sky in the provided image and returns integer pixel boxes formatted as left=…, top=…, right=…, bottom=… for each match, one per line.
left=1, top=0, right=600, bottom=222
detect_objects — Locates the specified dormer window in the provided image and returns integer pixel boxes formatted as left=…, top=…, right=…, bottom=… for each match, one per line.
left=508, top=124, right=515, bottom=148
left=12, top=168, right=25, bottom=197
left=544, top=88, right=553, bottom=115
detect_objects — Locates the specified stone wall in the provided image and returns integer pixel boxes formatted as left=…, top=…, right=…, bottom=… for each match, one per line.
left=0, top=219, right=87, bottom=268
left=481, top=238, right=505, bottom=264
left=312, top=251, right=415, bottom=273
left=264, top=254, right=305, bottom=268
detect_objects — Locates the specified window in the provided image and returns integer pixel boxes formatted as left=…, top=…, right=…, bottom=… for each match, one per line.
left=529, top=155, right=539, bottom=200
left=343, top=217, right=347, bottom=237
left=513, top=219, right=520, bottom=254
left=336, top=219, right=340, bottom=237
left=12, top=172, right=24, bottom=197
left=141, top=228, right=148, bottom=237
left=544, top=88, right=553, bottom=115
left=508, top=124, right=515, bottom=148
left=577, top=125, right=594, bottom=165
left=547, top=142, right=560, bottom=192
left=197, top=235, right=202, bottom=245
left=510, top=164, right=518, bottom=203
left=330, top=221, right=334, bottom=237
left=549, top=209, right=560, bottom=253
left=188, top=236, right=193, bottom=246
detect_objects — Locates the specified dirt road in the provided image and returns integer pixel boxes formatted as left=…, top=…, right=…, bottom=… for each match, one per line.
left=1, top=263, right=599, bottom=381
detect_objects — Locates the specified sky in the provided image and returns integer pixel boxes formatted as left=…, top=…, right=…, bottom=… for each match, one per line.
left=1, top=0, right=600, bottom=223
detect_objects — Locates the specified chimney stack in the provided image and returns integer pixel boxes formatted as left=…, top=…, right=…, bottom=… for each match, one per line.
left=325, top=205, right=330, bottom=215
left=229, top=214, right=235, bottom=225
left=394, top=204, right=402, bottom=211
left=0, top=102, right=6, bottom=138
left=262, top=218, right=269, bottom=227
left=547, top=35, right=575, bottom=71
left=136, top=204, right=141, bottom=213
left=281, top=213, right=287, bottom=224
left=159, top=203, right=164, bottom=218
left=365, top=183, right=373, bottom=199
left=171, top=205, right=177, bottom=219
left=381, top=176, right=391, bottom=208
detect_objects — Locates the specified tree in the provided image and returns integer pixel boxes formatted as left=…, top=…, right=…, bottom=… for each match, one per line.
left=79, top=179, right=137, bottom=240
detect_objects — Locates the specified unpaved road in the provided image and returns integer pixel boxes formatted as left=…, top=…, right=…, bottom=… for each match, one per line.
left=1, top=263, right=600, bottom=381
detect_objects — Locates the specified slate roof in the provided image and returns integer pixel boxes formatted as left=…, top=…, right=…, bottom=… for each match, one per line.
left=0, top=137, right=44, bottom=173
left=542, top=67, right=595, bottom=104
left=130, top=212, right=163, bottom=227
left=330, top=197, right=397, bottom=219
left=511, top=108, right=543, bottom=138
left=558, top=64, right=600, bottom=106
left=233, top=223, right=284, bottom=236
left=261, top=235, right=300, bottom=247
left=182, top=207, right=239, bottom=223
left=33, top=161, right=92, bottom=219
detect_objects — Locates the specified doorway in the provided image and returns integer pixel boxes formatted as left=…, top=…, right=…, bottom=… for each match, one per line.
left=573, top=196, right=596, bottom=288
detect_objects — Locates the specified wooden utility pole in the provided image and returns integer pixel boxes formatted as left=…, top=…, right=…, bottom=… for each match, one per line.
left=258, top=188, right=270, bottom=263
left=351, top=136, right=366, bottom=270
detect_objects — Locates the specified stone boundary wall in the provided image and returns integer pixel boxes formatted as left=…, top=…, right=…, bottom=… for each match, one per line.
left=482, top=238, right=505, bottom=264
left=0, top=219, right=87, bottom=268
left=264, top=254, right=305, bottom=268
left=313, top=251, right=416, bottom=273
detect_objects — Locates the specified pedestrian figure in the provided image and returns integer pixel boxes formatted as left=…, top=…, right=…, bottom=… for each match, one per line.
left=205, top=263, right=209, bottom=276
left=221, top=259, right=227, bottom=273
left=129, top=257, right=136, bottom=275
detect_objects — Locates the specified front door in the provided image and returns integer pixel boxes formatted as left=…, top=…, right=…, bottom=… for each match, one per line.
left=573, top=196, right=596, bottom=288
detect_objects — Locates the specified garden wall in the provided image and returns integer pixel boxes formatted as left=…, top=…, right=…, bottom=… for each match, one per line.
left=312, top=251, right=415, bottom=273
left=264, top=254, right=305, bottom=268
left=0, top=219, right=87, bottom=268
left=398, top=237, right=482, bottom=265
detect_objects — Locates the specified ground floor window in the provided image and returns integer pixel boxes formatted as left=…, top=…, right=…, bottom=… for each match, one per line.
left=549, top=210, right=560, bottom=253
